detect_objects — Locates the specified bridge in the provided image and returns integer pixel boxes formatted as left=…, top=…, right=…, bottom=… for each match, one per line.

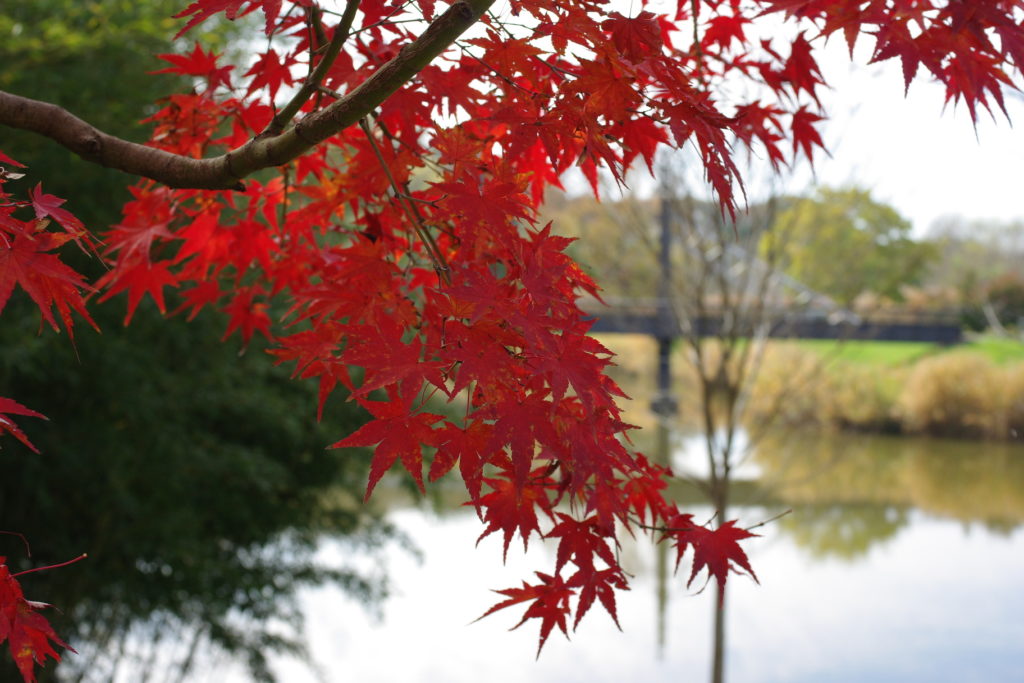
left=583, top=298, right=963, bottom=344
left=586, top=196, right=964, bottom=414
left=581, top=194, right=963, bottom=346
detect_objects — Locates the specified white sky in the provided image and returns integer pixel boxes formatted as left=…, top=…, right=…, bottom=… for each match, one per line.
left=584, top=0, right=1024, bottom=236
left=340, top=0, right=1022, bottom=235
left=811, top=37, right=1024, bottom=234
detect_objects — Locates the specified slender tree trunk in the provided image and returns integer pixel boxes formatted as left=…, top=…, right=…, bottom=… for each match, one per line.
left=654, top=420, right=672, bottom=658
left=711, top=582, right=726, bottom=683
left=710, top=468, right=730, bottom=683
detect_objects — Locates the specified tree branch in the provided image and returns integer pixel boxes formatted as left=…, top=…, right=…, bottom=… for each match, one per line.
left=265, top=0, right=361, bottom=137
left=0, top=0, right=493, bottom=191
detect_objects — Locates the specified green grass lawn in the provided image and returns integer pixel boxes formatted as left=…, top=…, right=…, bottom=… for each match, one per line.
left=963, top=336, right=1024, bottom=364
left=786, top=335, right=1024, bottom=367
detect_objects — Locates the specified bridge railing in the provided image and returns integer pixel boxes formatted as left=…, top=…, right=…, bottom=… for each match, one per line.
left=580, top=297, right=963, bottom=344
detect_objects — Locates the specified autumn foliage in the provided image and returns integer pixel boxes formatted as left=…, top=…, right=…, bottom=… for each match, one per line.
left=1, top=0, right=1023, bottom=678
left=0, top=559, right=71, bottom=683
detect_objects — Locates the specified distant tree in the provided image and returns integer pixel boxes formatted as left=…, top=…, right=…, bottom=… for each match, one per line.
left=776, top=187, right=934, bottom=307
left=923, top=217, right=1024, bottom=330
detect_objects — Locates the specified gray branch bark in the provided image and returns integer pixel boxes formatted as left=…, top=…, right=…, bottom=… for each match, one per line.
left=0, top=0, right=492, bottom=190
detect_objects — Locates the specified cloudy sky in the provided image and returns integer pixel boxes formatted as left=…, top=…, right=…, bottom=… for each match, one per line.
left=586, top=1, right=1024, bottom=235
left=812, top=37, right=1024, bottom=234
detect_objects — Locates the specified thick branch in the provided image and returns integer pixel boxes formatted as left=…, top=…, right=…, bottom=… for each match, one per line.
left=0, top=0, right=492, bottom=191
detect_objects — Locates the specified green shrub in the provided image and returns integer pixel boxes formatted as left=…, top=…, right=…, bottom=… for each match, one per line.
left=824, top=364, right=903, bottom=433
left=747, top=343, right=829, bottom=428
left=896, top=353, right=1003, bottom=437
left=1001, top=364, right=1024, bottom=441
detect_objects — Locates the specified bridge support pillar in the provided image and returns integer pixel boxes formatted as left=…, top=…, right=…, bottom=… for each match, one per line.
left=650, top=336, right=678, bottom=417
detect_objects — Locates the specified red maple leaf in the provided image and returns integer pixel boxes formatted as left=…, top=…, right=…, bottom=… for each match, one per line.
left=28, top=184, right=85, bottom=241
left=475, top=473, right=554, bottom=561
left=602, top=12, right=663, bottom=64
left=95, top=257, right=178, bottom=326
left=683, top=521, right=759, bottom=603
left=568, top=566, right=628, bottom=630
left=546, top=513, right=617, bottom=574
left=153, top=43, right=234, bottom=91
left=476, top=571, right=574, bottom=657
left=244, top=48, right=296, bottom=101
left=0, top=397, right=47, bottom=454
left=703, top=15, right=750, bottom=52
left=790, top=106, right=826, bottom=164
left=0, top=150, right=24, bottom=168
left=174, top=280, right=223, bottom=321
left=618, top=116, right=668, bottom=175
left=622, top=454, right=672, bottom=523
left=429, top=420, right=495, bottom=502
left=0, top=231, right=97, bottom=338
left=221, top=286, right=272, bottom=344
left=332, top=390, right=445, bottom=500
left=781, top=33, right=824, bottom=104
left=0, top=560, right=74, bottom=683
left=342, top=318, right=448, bottom=399
left=174, top=0, right=282, bottom=38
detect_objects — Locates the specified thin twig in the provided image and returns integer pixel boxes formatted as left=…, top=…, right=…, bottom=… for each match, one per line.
left=374, top=116, right=446, bottom=174
left=745, top=508, right=792, bottom=531
left=691, top=0, right=705, bottom=74
left=0, top=531, right=31, bottom=557
left=309, top=4, right=329, bottom=55
left=359, top=117, right=451, bottom=283
left=264, top=0, right=362, bottom=137
left=454, top=40, right=543, bottom=97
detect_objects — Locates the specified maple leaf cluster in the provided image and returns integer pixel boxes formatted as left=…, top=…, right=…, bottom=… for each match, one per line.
left=0, top=155, right=92, bottom=682
left=1, top=0, right=1022, bottom=673
left=1, top=150, right=96, bottom=455
left=0, top=558, right=75, bottom=683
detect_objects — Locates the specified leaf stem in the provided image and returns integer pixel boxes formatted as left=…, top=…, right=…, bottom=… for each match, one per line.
left=744, top=508, right=791, bottom=531
left=12, top=553, right=88, bottom=578
left=0, top=530, right=31, bottom=557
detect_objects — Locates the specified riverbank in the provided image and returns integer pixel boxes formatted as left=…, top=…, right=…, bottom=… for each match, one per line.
left=596, top=334, right=1024, bottom=441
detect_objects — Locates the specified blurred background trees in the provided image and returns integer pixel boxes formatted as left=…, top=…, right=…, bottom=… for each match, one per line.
left=547, top=183, right=1023, bottom=336
left=773, top=187, right=933, bottom=308
left=0, top=1, right=242, bottom=229
left=1, top=4, right=386, bottom=680
left=922, top=216, right=1024, bottom=332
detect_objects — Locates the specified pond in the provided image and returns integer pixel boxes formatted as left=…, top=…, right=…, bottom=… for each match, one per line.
left=3, top=343, right=1023, bottom=682
left=264, top=431, right=1024, bottom=683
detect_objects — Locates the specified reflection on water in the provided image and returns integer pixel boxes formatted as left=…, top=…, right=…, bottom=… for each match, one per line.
left=779, top=503, right=908, bottom=560
left=4, top=315, right=1024, bottom=680
left=0, top=306, right=404, bottom=682
left=754, top=430, right=1024, bottom=543
left=7, top=427, right=1024, bottom=682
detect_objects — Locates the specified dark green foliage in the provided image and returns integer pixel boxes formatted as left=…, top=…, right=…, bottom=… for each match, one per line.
left=1, top=7, right=393, bottom=679
left=0, top=1, right=237, bottom=227
left=0, top=295, right=390, bottom=681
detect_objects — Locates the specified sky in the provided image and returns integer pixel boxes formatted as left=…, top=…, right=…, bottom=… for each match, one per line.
left=583, top=0, right=1024, bottom=237
left=280, top=1, right=1024, bottom=236
left=810, top=38, right=1024, bottom=235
